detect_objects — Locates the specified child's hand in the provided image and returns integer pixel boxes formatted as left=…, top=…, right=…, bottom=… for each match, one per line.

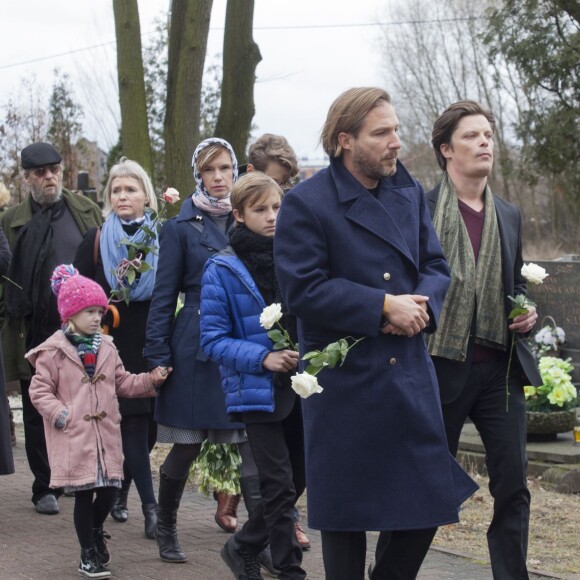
left=54, top=408, right=70, bottom=430
left=150, top=366, right=172, bottom=388
left=263, top=350, right=299, bottom=372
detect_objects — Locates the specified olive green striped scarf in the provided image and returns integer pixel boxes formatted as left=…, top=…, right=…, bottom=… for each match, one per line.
left=426, top=173, right=507, bottom=361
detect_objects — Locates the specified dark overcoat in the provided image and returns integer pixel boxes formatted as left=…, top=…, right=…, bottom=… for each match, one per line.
left=0, top=190, right=102, bottom=381
left=144, top=199, right=243, bottom=430
left=0, top=224, right=14, bottom=475
left=425, top=184, right=542, bottom=402
left=275, top=158, right=477, bottom=531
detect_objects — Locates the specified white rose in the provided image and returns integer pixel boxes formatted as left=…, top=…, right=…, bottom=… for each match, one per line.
left=291, top=372, right=324, bottom=399
left=521, top=263, right=548, bottom=285
left=260, top=303, right=283, bottom=330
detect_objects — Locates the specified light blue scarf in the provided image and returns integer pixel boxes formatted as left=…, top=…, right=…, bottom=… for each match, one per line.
left=100, top=211, right=158, bottom=301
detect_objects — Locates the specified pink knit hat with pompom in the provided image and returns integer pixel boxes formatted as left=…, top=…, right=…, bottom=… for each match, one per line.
left=51, top=264, right=108, bottom=322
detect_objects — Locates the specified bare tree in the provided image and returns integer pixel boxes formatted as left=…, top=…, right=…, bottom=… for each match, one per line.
left=48, top=70, right=84, bottom=191
left=214, top=0, right=262, bottom=162
left=113, top=0, right=155, bottom=179
left=376, top=0, right=548, bottom=231
left=164, top=0, right=213, bottom=199
left=0, top=77, right=49, bottom=202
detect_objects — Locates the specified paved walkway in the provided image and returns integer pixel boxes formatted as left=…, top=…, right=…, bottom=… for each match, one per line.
left=0, top=429, right=562, bottom=579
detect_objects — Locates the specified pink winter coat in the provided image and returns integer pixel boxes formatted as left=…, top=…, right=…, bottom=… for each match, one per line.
left=26, top=330, right=157, bottom=489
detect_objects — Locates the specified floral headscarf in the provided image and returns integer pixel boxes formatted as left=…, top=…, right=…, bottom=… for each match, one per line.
left=191, top=137, right=238, bottom=216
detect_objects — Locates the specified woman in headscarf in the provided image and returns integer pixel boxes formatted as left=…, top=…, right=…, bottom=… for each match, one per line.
left=144, top=138, right=257, bottom=564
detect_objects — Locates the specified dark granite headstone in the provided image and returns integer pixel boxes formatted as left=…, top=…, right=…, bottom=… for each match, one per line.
left=528, top=256, right=580, bottom=383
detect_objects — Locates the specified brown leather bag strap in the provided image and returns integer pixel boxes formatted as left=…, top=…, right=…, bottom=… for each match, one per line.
left=93, top=227, right=101, bottom=269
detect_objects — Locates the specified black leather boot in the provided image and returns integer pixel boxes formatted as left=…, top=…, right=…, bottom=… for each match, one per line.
left=241, top=476, right=281, bottom=579
left=110, top=480, right=130, bottom=523
left=142, top=503, right=158, bottom=540
left=156, top=467, right=188, bottom=563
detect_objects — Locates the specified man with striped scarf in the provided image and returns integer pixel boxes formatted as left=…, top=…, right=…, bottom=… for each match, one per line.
left=426, top=100, right=542, bottom=580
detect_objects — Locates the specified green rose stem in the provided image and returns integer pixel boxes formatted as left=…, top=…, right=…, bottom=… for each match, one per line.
left=505, top=293, right=536, bottom=413
left=302, top=336, right=365, bottom=376
left=266, top=321, right=297, bottom=351
left=2, top=275, right=23, bottom=289
left=505, top=332, right=516, bottom=413
left=504, top=263, right=548, bottom=412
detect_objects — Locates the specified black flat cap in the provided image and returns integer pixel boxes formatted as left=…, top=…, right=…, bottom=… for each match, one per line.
left=21, top=142, right=62, bottom=169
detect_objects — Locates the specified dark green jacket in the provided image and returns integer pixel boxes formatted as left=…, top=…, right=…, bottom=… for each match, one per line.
left=0, top=189, right=102, bottom=381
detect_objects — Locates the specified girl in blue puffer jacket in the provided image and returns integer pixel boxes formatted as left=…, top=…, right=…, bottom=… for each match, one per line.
left=200, top=172, right=307, bottom=580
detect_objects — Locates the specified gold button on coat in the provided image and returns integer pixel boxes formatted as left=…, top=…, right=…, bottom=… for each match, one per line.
left=389, top=357, right=397, bottom=365
left=383, top=273, right=391, bottom=281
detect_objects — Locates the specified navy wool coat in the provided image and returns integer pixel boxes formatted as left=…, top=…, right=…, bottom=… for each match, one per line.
left=275, top=158, right=477, bottom=531
left=144, top=200, right=243, bottom=430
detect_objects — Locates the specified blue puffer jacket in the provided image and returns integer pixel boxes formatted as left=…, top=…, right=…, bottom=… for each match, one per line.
left=200, top=254, right=275, bottom=413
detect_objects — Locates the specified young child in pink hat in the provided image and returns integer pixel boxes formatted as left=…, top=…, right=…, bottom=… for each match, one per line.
left=26, top=264, right=171, bottom=579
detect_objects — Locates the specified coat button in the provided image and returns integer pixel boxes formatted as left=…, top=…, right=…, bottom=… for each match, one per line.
left=389, top=357, right=397, bottom=365
left=383, top=272, right=391, bottom=281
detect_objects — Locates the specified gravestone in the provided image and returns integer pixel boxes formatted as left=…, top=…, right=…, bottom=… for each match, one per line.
left=528, top=255, right=580, bottom=383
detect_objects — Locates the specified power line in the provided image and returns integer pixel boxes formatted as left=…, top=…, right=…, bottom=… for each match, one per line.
left=0, top=17, right=482, bottom=71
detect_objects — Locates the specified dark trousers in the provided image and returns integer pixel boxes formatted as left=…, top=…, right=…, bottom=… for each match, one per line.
left=120, top=413, right=157, bottom=505
left=20, top=379, right=62, bottom=504
left=441, top=356, right=530, bottom=580
left=237, top=405, right=306, bottom=580
left=321, top=527, right=437, bottom=580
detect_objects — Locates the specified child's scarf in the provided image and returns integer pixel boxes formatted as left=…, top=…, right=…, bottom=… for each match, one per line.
left=65, top=327, right=103, bottom=378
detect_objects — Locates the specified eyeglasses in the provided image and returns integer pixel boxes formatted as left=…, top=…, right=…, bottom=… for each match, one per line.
left=32, top=164, right=62, bottom=178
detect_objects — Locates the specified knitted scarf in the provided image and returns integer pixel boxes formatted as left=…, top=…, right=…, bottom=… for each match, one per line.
left=228, top=225, right=296, bottom=341
left=65, top=327, right=103, bottom=379
left=426, top=173, right=507, bottom=361
left=4, top=197, right=63, bottom=327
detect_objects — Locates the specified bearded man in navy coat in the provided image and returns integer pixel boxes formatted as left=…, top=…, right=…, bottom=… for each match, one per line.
left=275, top=87, right=478, bottom=580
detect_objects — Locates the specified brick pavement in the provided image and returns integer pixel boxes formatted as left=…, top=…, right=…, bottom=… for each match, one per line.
left=0, top=429, right=561, bottom=579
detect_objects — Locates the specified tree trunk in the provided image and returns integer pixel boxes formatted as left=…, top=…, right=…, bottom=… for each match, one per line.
left=113, top=0, right=154, bottom=181
left=164, top=0, right=212, bottom=201
left=214, top=0, right=262, bottom=163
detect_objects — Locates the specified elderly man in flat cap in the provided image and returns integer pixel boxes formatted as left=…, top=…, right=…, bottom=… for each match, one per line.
left=0, top=142, right=102, bottom=514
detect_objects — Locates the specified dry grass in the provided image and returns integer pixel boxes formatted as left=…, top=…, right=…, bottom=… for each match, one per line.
left=433, top=473, right=580, bottom=577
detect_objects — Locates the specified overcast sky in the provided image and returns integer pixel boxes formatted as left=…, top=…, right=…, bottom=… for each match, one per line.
left=1, top=0, right=389, bottom=162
